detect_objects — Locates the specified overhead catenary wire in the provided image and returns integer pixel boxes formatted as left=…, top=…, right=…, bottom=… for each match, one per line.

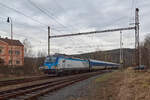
left=52, top=0, right=136, bottom=53
left=27, top=0, right=94, bottom=54
left=28, top=0, right=127, bottom=54
left=0, top=29, right=46, bottom=43
left=27, top=0, right=70, bottom=30
left=129, top=0, right=138, bottom=23
left=0, top=2, right=62, bottom=54
left=0, top=15, right=48, bottom=34
left=0, top=1, right=74, bottom=36
left=0, top=2, right=48, bottom=27
left=0, top=0, right=137, bottom=54
left=0, top=17, right=48, bottom=43
left=51, top=0, right=96, bottom=50
left=50, top=0, right=95, bottom=50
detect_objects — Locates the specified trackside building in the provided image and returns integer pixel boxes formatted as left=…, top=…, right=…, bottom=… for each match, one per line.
left=0, top=37, right=24, bottom=66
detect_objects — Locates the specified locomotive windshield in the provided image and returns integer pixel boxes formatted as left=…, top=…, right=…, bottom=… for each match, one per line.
left=45, top=56, right=56, bottom=63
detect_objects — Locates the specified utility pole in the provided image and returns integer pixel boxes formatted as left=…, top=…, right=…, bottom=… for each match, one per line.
left=120, top=31, right=123, bottom=68
left=7, top=17, right=13, bottom=66
left=48, top=26, right=50, bottom=56
left=135, top=8, right=140, bottom=67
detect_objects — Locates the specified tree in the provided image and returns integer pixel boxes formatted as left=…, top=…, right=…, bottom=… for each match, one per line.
left=23, top=39, right=33, bottom=57
left=37, top=50, right=47, bottom=57
left=142, top=35, right=150, bottom=68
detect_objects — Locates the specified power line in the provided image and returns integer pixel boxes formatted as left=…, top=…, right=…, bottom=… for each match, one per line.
left=27, top=0, right=82, bottom=49
left=27, top=0, right=94, bottom=51
left=52, top=0, right=77, bottom=30
left=0, top=27, right=46, bottom=43
left=27, top=0, right=78, bottom=46
left=0, top=16, right=6, bottom=19
left=52, top=0, right=134, bottom=52
left=0, top=2, right=48, bottom=27
left=14, top=33, right=46, bottom=43
left=52, top=0, right=94, bottom=50
left=27, top=0, right=70, bottom=29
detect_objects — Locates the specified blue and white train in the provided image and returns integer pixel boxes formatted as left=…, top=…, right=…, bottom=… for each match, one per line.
left=39, top=55, right=120, bottom=75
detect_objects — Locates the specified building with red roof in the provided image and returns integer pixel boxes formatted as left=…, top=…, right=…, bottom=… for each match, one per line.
left=0, top=37, right=24, bottom=66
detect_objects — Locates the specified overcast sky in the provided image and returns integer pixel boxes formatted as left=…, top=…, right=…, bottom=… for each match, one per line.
left=0, top=0, right=149, bottom=55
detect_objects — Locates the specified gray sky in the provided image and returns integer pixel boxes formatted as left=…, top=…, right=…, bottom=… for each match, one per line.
left=0, top=0, right=149, bottom=55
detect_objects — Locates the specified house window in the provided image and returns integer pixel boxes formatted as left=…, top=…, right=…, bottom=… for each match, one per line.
left=16, top=60, right=20, bottom=64
left=9, top=50, right=13, bottom=54
left=0, top=49, right=2, bottom=54
left=15, top=51, right=20, bottom=55
left=0, top=58, right=4, bottom=64
left=0, top=46, right=3, bottom=54
left=9, top=60, right=12, bottom=64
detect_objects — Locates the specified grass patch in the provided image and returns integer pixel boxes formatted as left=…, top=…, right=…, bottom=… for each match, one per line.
left=0, top=76, right=28, bottom=81
left=95, top=72, right=114, bottom=83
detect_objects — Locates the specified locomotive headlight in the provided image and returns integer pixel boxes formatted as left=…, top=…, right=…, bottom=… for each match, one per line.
left=44, top=66, right=49, bottom=69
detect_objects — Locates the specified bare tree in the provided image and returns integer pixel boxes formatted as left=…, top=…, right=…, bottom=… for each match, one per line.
left=37, top=50, right=47, bottom=57
left=142, top=35, right=150, bottom=68
left=23, top=39, right=33, bottom=57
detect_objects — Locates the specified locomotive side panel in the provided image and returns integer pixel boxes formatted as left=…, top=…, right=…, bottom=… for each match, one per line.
left=57, top=58, right=89, bottom=70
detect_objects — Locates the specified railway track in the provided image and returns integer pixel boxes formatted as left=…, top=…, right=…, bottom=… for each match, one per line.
left=0, top=71, right=105, bottom=100
left=0, top=75, right=55, bottom=87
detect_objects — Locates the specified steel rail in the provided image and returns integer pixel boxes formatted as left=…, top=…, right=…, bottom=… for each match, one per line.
left=0, top=71, right=105, bottom=100
left=24, top=75, right=92, bottom=100
left=0, top=75, right=54, bottom=87
left=0, top=74, right=77, bottom=95
left=0, top=76, right=84, bottom=99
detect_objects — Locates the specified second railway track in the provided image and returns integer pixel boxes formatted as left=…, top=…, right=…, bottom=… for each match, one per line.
left=0, top=75, right=55, bottom=87
left=0, top=71, right=106, bottom=100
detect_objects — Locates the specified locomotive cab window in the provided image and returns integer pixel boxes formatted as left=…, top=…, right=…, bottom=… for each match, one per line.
left=45, top=56, right=56, bottom=63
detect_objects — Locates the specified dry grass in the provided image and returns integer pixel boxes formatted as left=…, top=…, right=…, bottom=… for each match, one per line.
left=119, top=68, right=150, bottom=100
left=68, top=68, right=150, bottom=100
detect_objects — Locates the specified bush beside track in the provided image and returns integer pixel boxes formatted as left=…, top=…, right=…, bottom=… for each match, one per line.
left=0, top=57, right=44, bottom=79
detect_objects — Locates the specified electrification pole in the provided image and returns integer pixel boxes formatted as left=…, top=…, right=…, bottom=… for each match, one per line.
left=135, top=8, right=140, bottom=67
left=120, top=31, right=123, bottom=68
left=48, top=26, right=50, bottom=56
